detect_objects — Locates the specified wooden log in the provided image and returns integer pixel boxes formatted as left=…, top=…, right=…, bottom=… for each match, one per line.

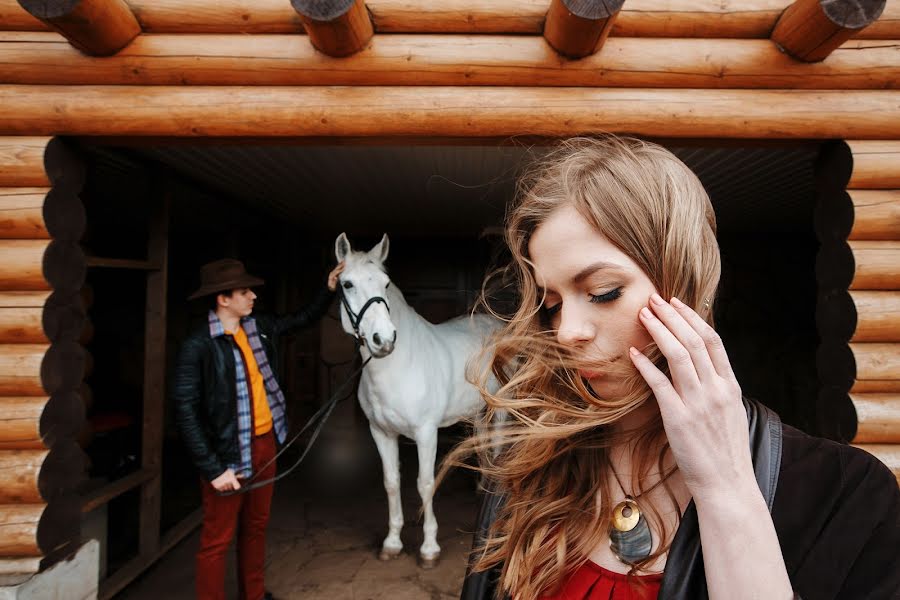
left=0, top=138, right=50, bottom=187
left=16, top=0, right=140, bottom=56
left=852, top=379, right=900, bottom=393
left=0, top=307, right=45, bottom=343
left=43, top=291, right=85, bottom=343
left=851, top=291, right=900, bottom=342
left=0, top=449, right=45, bottom=503
left=291, top=0, right=373, bottom=57
left=817, top=289, right=856, bottom=342
left=0, top=556, right=41, bottom=576
left=42, top=187, right=86, bottom=242
left=848, top=190, right=900, bottom=240
left=0, top=397, right=45, bottom=449
left=816, top=241, right=854, bottom=290
left=771, top=0, right=886, bottom=62
left=849, top=240, right=900, bottom=289
left=0, top=293, right=50, bottom=343
left=817, top=385, right=859, bottom=442
left=1, top=0, right=896, bottom=38
left=847, top=141, right=900, bottom=189
left=852, top=443, right=900, bottom=482
left=3, top=33, right=898, bottom=89
left=850, top=342, right=900, bottom=382
left=817, top=342, right=856, bottom=389
left=852, top=393, right=900, bottom=443
left=0, top=86, right=899, bottom=140
left=543, top=0, right=624, bottom=58
left=37, top=441, right=84, bottom=500
left=0, top=188, right=49, bottom=239
left=0, top=504, right=43, bottom=556
left=0, top=344, right=45, bottom=396
left=0, top=240, right=48, bottom=291
left=42, top=137, right=86, bottom=192
left=40, top=341, right=84, bottom=394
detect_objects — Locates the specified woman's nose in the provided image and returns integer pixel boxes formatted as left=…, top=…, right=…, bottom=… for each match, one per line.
left=557, top=309, right=595, bottom=346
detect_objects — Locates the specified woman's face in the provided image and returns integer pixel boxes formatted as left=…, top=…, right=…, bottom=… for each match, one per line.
left=528, top=204, right=657, bottom=398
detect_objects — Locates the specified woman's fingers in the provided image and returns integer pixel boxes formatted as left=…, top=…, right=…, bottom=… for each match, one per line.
left=629, top=346, right=686, bottom=422
left=647, top=294, right=718, bottom=383
left=670, top=296, right=736, bottom=382
left=638, top=304, right=700, bottom=395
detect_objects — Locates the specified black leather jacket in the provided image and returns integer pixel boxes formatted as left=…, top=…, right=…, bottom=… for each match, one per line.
left=460, top=398, right=900, bottom=600
left=173, top=287, right=333, bottom=482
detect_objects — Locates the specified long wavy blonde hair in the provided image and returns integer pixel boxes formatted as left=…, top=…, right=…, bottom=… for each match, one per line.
left=445, top=136, right=721, bottom=599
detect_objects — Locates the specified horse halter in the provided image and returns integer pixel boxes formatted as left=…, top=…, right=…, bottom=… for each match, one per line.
left=338, top=281, right=392, bottom=345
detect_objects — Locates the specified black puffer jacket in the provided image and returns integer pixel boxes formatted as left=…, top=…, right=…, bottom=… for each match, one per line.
left=173, top=287, right=333, bottom=482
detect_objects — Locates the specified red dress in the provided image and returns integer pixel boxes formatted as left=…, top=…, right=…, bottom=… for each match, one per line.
left=541, top=561, right=662, bottom=600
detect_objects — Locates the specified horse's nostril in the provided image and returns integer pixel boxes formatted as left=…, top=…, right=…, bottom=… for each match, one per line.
left=373, top=333, right=382, bottom=346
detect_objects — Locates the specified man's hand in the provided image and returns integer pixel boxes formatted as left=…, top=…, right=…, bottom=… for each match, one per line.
left=327, top=261, right=346, bottom=292
left=210, top=468, right=241, bottom=492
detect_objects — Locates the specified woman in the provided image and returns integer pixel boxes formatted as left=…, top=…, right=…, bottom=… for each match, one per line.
left=453, top=136, right=899, bottom=600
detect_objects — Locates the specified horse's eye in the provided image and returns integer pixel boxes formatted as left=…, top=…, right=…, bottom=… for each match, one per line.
left=385, top=282, right=391, bottom=289
left=342, top=281, right=354, bottom=290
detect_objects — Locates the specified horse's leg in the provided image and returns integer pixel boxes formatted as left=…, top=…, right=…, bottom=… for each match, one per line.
left=369, top=424, right=404, bottom=560
left=415, top=427, right=441, bottom=568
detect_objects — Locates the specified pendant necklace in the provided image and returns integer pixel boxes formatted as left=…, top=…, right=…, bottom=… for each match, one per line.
left=608, top=463, right=677, bottom=566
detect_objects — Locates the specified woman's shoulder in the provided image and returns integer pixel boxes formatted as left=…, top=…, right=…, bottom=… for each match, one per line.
left=777, top=423, right=897, bottom=497
left=773, top=423, right=899, bottom=599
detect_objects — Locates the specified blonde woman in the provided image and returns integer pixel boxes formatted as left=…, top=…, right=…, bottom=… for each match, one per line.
left=455, top=136, right=899, bottom=600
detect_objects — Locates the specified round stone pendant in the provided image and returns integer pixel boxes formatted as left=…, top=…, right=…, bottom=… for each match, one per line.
left=609, top=497, right=652, bottom=565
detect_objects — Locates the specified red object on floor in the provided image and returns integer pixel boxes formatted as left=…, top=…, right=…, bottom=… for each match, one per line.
left=195, top=431, right=276, bottom=600
left=541, top=561, right=662, bottom=600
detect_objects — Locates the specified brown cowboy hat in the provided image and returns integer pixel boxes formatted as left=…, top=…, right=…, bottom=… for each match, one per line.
left=188, top=258, right=265, bottom=300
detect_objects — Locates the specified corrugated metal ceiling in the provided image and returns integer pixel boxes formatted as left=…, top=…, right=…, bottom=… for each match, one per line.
left=91, top=142, right=819, bottom=236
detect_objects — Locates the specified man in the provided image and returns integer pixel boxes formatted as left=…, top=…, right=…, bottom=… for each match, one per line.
left=174, top=258, right=344, bottom=600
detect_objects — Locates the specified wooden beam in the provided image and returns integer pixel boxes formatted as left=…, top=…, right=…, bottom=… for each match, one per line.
left=0, top=308, right=46, bottom=343
left=0, top=188, right=49, bottom=239
left=81, top=468, right=154, bottom=513
left=2, top=34, right=898, bottom=90
left=850, top=342, right=900, bottom=382
left=16, top=0, right=140, bottom=56
left=0, top=138, right=50, bottom=188
left=852, top=393, right=900, bottom=443
left=291, top=0, right=373, bottom=57
left=0, top=504, right=43, bottom=555
left=851, top=291, right=900, bottom=342
left=849, top=240, right=900, bottom=289
left=848, top=141, right=900, bottom=189
left=138, top=186, right=168, bottom=557
left=848, top=190, right=900, bottom=240
left=0, top=398, right=45, bottom=448
left=771, top=0, right=887, bottom=62
left=0, top=86, right=898, bottom=139
left=2, top=1, right=897, bottom=38
left=543, top=0, right=624, bottom=58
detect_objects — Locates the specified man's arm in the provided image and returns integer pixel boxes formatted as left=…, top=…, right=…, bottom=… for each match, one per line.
left=173, top=338, right=226, bottom=482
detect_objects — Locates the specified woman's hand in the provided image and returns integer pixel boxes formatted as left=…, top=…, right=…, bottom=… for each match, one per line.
left=327, top=261, right=346, bottom=292
left=210, top=468, right=241, bottom=492
left=628, top=293, right=756, bottom=498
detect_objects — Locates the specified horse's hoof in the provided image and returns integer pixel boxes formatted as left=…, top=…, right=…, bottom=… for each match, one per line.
left=378, top=548, right=402, bottom=561
left=418, top=553, right=440, bottom=569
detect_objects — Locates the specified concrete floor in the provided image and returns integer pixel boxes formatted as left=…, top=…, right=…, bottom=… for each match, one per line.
left=117, top=423, right=480, bottom=600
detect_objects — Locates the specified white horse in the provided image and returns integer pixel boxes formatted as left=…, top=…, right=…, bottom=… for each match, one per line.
left=334, top=232, right=499, bottom=567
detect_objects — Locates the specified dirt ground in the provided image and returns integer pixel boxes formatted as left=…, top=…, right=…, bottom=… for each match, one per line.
left=118, top=422, right=481, bottom=600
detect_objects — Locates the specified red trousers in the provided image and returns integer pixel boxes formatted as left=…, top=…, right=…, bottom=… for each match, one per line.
left=196, top=431, right=276, bottom=600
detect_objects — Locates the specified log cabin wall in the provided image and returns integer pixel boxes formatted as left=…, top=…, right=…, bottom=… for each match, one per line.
left=0, top=0, right=898, bottom=588
left=0, top=137, right=87, bottom=581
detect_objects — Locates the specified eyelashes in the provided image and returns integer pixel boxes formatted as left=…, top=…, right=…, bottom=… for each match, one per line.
left=543, top=287, right=623, bottom=317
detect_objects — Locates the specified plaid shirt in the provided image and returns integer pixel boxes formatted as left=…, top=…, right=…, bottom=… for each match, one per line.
left=208, top=311, right=288, bottom=478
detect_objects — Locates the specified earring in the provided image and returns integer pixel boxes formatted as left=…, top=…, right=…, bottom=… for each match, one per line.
left=703, top=298, right=711, bottom=310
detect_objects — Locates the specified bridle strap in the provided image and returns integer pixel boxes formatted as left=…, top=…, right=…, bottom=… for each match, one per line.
left=339, top=285, right=390, bottom=340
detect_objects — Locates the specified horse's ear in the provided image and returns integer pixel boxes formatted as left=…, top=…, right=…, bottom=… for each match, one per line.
left=370, top=233, right=389, bottom=263
left=335, top=232, right=351, bottom=262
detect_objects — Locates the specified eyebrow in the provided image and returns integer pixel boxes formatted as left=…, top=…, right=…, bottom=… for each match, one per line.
left=536, top=261, right=626, bottom=296
left=572, top=261, right=625, bottom=284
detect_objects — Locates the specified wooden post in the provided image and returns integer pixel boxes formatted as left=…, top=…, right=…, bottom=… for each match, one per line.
left=543, top=0, right=625, bottom=59
left=771, top=0, right=887, bottom=62
left=138, top=178, right=168, bottom=557
left=16, top=0, right=140, bottom=56
left=290, top=0, right=373, bottom=57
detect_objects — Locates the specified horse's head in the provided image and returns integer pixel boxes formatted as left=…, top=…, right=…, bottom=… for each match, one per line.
left=335, top=232, right=397, bottom=358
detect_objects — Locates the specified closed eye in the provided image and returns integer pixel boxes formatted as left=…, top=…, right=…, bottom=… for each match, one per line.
left=589, top=287, right=623, bottom=304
